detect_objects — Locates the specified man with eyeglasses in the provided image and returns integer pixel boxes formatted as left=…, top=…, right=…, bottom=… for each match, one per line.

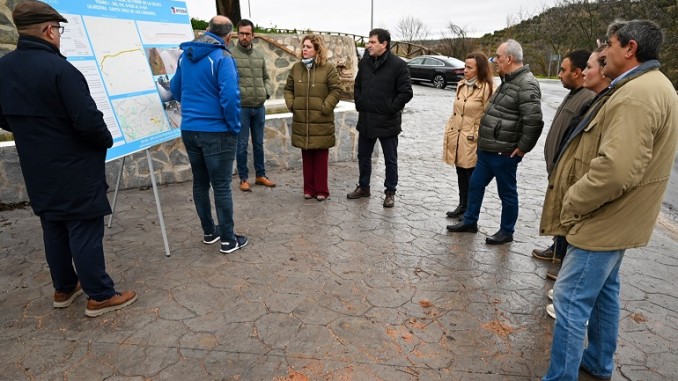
left=0, top=0, right=137, bottom=317
left=231, top=18, right=276, bottom=192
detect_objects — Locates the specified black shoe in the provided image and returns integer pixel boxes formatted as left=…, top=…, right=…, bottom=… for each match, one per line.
left=446, top=205, right=466, bottom=219
left=220, top=235, right=248, bottom=254
left=347, top=186, right=370, bottom=199
left=485, top=230, right=513, bottom=245
left=446, top=222, right=478, bottom=233
left=202, top=229, right=220, bottom=244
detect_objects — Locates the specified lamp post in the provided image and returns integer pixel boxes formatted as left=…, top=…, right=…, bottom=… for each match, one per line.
left=247, top=0, right=251, bottom=18
left=370, top=0, right=374, bottom=30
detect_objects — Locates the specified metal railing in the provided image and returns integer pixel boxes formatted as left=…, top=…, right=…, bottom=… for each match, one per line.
left=263, top=28, right=440, bottom=58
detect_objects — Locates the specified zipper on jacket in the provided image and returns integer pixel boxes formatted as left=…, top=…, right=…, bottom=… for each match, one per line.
left=305, top=66, right=311, bottom=148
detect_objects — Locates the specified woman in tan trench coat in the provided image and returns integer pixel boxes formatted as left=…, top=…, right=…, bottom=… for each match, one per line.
left=443, top=52, right=493, bottom=219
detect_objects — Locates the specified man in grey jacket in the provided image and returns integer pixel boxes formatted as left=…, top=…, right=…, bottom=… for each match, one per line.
left=232, top=19, right=275, bottom=192
left=532, top=50, right=595, bottom=270
left=447, top=39, right=543, bottom=244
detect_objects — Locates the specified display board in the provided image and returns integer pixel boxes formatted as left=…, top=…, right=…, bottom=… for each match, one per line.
left=44, top=0, right=194, bottom=161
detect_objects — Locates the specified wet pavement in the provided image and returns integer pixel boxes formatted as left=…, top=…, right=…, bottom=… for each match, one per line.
left=1, top=83, right=677, bottom=380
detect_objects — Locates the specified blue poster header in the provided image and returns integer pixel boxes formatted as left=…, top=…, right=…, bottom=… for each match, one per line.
left=43, top=0, right=191, bottom=23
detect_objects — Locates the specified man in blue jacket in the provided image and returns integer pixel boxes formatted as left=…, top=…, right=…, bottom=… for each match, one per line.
left=0, top=0, right=137, bottom=317
left=170, top=16, right=247, bottom=254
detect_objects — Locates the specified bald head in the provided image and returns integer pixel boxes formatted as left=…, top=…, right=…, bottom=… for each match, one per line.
left=208, top=16, right=233, bottom=38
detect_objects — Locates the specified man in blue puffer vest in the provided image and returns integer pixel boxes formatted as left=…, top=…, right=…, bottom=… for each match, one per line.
left=170, top=16, right=248, bottom=254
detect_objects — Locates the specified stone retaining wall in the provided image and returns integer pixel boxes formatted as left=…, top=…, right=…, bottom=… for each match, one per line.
left=0, top=103, right=358, bottom=204
left=0, top=0, right=18, bottom=58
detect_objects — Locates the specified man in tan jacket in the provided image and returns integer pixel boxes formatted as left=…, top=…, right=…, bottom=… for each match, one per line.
left=540, top=20, right=678, bottom=380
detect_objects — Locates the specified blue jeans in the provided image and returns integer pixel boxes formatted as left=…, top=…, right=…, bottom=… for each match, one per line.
left=462, top=150, right=521, bottom=234
left=357, top=134, right=398, bottom=194
left=542, top=246, right=625, bottom=381
left=236, top=106, right=266, bottom=180
left=182, top=130, right=237, bottom=241
left=41, top=216, right=116, bottom=301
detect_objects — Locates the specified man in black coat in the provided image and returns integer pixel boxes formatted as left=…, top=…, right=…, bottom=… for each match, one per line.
left=347, top=28, right=413, bottom=208
left=0, top=0, right=136, bottom=317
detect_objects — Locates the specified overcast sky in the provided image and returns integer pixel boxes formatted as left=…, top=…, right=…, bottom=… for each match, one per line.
left=183, top=0, right=560, bottom=38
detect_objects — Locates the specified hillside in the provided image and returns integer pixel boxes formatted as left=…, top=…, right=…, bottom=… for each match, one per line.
left=430, top=0, right=677, bottom=87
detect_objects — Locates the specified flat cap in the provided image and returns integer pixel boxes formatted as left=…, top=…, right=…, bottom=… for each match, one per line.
left=12, top=0, right=68, bottom=27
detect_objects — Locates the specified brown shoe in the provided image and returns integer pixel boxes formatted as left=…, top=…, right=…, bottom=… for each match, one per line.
left=532, top=247, right=556, bottom=261
left=383, top=192, right=395, bottom=208
left=347, top=186, right=370, bottom=199
left=255, top=176, right=276, bottom=187
left=546, top=265, right=560, bottom=281
left=85, top=291, right=138, bottom=317
left=53, top=282, right=83, bottom=308
left=239, top=179, right=251, bottom=192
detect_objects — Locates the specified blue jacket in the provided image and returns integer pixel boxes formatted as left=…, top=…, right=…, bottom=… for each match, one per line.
left=0, top=36, right=113, bottom=220
left=170, top=32, right=241, bottom=134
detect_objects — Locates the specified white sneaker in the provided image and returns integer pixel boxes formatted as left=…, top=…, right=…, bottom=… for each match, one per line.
left=547, top=289, right=554, bottom=301
left=546, top=303, right=556, bottom=319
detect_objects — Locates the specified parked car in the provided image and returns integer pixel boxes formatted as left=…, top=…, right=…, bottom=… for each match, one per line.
left=407, top=55, right=465, bottom=89
left=356, top=47, right=365, bottom=59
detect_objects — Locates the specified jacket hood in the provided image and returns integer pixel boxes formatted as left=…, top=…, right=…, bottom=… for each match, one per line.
left=179, top=32, right=226, bottom=62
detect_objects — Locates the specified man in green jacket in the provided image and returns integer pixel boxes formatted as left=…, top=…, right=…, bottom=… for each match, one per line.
left=232, top=19, right=275, bottom=192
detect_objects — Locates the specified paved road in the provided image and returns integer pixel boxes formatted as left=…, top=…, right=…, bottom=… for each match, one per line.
left=0, top=82, right=676, bottom=380
left=665, top=155, right=678, bottom=222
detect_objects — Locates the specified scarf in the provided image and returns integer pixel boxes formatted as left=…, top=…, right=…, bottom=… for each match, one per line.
left=302, top=57, right=315, bottom=69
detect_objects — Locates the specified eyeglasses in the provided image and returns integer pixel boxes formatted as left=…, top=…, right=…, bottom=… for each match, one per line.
left=50, top=24, right=65, bottom=34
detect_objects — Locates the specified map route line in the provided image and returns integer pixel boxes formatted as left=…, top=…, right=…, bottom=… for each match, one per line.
left=99, top=48, right=144, bottom=70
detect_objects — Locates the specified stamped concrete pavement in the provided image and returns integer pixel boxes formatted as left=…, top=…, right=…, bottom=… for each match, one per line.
left=1, top=83, right=677, bottom=380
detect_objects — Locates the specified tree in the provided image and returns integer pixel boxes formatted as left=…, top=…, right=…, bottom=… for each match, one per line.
left=215, top=0, right=241, bottom=26
left=438, top=23, right=475, bottom=59
left=395, top=16, right=429, bottom=42
left=191, top=18, right=209, bottom=31
left=478, top=0, right=677, bottom=87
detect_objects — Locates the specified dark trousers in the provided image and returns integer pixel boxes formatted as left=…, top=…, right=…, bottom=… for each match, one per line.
left=463, top=150, right=522, bottom=234
left=182, top=130, right=237, bottom=241
left=358, top=134, right=398, bottom=194
left=302, top=149, right=330, bottom=197
left=455, top=166, right=474, bottom=209
left=41, top=216, right=116, bottom=301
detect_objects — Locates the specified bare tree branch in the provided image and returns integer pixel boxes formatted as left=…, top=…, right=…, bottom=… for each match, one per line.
left=395, top=16, right=430, bottom=42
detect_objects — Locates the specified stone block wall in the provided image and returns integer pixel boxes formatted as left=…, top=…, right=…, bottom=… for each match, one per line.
left=0, top=0, right=18, bottom=58
left=0, top=103, right=358, bottom=204
left=244, top=34, right=359, bottom=100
